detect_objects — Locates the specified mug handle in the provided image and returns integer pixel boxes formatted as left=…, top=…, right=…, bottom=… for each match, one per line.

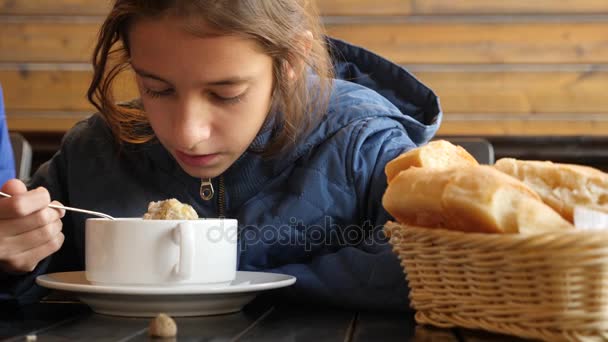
left=172, top=222, right=195, bottom=279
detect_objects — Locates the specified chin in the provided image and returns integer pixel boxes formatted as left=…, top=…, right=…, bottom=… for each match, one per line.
left=183, top=168, right=221, bottom=179
left=171, top=151, right=234, bottom=178
left=179, top=164, right=226, bottom=179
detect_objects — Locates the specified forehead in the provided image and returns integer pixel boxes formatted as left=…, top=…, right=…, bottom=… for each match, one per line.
left=127, top=16, right=270, bottom=80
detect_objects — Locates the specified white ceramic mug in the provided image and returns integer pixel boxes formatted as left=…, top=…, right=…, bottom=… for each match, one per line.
left=85, top=218, right=238, bottom=286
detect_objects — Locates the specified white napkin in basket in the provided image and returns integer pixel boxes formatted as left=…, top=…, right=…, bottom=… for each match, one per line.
left=573, top=206, right=608, bottom=230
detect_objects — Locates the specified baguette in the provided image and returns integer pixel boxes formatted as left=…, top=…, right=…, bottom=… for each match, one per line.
left=494, top=158, right=608, bottom=222
left=382, top=165, right=574, bottom=234
left=385, top=140, right=478, bottom=184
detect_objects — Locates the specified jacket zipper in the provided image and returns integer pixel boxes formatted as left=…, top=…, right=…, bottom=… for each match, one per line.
left=200, top=178, right=214, bottom=200
left=199, top=176, right=225, bottom=217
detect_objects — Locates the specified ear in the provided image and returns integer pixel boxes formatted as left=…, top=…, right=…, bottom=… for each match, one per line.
left=286, top=30, right=314, bottom=80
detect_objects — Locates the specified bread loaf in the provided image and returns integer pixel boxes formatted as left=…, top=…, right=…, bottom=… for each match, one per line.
left=385, top=140, right=478, bottom=184
left=382, top=165, right=574, bottom=234
left=494, top=158, right=608, bottom=222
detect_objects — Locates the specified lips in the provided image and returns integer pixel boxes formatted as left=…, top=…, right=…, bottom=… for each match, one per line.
left=175, top=150, right=220, bottom=167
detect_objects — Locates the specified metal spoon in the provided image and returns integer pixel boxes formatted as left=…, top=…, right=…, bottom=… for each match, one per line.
left=0, top=191, right=115, bottom=220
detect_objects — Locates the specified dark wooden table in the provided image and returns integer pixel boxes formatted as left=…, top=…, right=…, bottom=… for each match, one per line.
left=0, top=296, right=534, bottom=341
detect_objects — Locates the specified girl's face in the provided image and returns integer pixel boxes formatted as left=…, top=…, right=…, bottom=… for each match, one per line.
left=128, top=16, right=274, bottom=179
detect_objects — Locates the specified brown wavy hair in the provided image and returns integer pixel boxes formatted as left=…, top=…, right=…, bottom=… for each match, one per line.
left=87, top=0, right=333, bottom=157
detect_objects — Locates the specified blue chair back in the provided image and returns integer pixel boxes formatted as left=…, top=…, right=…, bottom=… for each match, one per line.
left=0, top=84, right=17, bottom=183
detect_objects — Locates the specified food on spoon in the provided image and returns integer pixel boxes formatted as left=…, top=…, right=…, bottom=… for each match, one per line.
left=493, top=158, right=608, bottom=223
left=143, top=198, right=198, bottom=220
left=384, top=139, right=478, bottom=184
left=149, top=313, right=177, bottom=337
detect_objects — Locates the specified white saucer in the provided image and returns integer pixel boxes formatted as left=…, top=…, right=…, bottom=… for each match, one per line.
left=36, top=271, right=296, bottom=317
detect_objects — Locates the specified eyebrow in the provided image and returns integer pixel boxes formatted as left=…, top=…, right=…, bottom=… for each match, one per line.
left=132, top=67, right=170, bottom=84
left=131, top=66, right=251, bottom=86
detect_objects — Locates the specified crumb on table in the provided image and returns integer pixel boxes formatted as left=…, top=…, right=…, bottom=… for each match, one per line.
left=148, top=313, right=177, bottom=337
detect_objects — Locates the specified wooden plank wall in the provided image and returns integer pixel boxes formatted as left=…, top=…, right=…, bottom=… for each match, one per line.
left=1, top=0, right=608, bottom=159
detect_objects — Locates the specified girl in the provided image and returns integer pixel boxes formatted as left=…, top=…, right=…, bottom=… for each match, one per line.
left=0, top=0, right=441, bottom=310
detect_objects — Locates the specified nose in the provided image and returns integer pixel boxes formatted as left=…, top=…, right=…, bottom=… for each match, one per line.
left=172, top=96, right=213, bottom=150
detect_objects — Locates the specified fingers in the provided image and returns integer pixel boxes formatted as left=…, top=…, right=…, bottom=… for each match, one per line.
left=0, top=219, right=63, bottom=257
left=0, top=187, right=52, bottom=219
left=0, top=207, right=65, bottom=239
left=1, top=179, right=28, bottom=195
left=0, top=232, right=64, bottom=273
left=0, top=183, right=66, bottom=273
left=50, top=201, right=66, bottom=218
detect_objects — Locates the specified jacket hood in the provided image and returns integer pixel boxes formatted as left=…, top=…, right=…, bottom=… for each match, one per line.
left=325, top=37, right=442, bottom=146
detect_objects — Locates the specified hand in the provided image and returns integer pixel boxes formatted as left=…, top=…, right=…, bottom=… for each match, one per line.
left=0, top=179, right=66, bottom=274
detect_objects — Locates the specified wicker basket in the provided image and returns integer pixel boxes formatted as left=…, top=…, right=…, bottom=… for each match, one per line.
left=384, top=221, right=608, bottom=342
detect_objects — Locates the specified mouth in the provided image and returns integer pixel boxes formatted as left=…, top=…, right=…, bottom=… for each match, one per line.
left=175, top=150, right=221, bottom=167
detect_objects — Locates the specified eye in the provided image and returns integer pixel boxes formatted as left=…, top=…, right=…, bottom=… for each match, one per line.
left=143, top=87, right=174, bottom=98
left=211, top=92, right=246, bottom=105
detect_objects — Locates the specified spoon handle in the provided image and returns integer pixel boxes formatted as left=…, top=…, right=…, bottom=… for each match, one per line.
left=0, top=191, right=115, bottom=220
